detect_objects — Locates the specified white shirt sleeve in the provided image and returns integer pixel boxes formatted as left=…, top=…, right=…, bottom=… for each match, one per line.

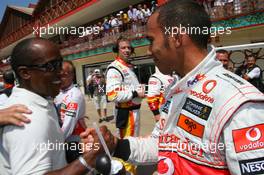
left=246, top=67, right=261, bottom=79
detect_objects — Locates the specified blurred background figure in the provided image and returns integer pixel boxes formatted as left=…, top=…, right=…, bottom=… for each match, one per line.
left=89, top=69, right=108, bottom=123
left=54, top=61, right=87, bottom=163
left=86, top=70, right=94, bottom=99
left=147, top=67, right=174, bottom=122
left=216, top=49, right=234, bottom=71
left=241, top=55, right=264, bottom=92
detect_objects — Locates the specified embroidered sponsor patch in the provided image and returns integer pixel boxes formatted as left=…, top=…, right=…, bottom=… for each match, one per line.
left=65, top=102, right=78, bottom=117
left=187, top=74, right=206, bottom=87
left=189, top=90, right=214, bottom=103
left=177, top=114, right=205, bottom=138
left=239, top=157, right=264, bottom=175
left=202, top=80, right=217, bottom=94
left=232, top=124, right=264, bottom=153
left=222, top=73, right=244, bottom=85
left=161, top=100, right=171, bottom=114
left=182, top=98, right=212, bottom=120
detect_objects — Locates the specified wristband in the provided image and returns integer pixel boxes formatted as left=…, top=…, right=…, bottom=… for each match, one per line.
left=78, top=156, right=94, bottom=172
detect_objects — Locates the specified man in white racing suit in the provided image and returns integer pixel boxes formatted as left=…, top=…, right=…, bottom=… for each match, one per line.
left=54, top=61, right=87, bottom=162
left=81, top=1, right=264, bottom=175
left=106, top=36, right=145, bottom=174
left=147, top=67, right=174, bottom=122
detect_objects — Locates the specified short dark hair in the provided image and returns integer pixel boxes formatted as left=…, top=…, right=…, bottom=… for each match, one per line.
left=10, top=38, right=51, bottom=79
left=157, top=0, right=211, bottom=49
left=216, top=49, right=228, bottom=55
left=3, top=70, right=15, bottom=84
left=63, top=60, right=77, bottom=84
left=246, top=54, right=256, bottom=60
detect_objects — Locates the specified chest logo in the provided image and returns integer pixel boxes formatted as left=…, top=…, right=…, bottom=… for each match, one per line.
left=182, top=97, right=212, bottom=120
left=177, top=114, right=205, bottom=138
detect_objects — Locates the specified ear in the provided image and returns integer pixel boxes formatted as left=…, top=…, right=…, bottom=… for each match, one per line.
left=17, top=66, right=31, bottom=80
left=170, top=34, right=182, bottom=48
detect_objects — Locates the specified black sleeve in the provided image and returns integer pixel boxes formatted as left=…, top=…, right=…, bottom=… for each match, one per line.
left=113, top=139, right=131, bottom=161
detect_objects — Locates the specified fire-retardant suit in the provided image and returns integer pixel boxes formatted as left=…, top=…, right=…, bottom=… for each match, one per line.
left=115, top=46, right=264, bottom=175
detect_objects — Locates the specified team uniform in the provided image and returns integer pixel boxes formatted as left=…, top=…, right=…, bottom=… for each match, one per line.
left=147, top=72, right=174, bottom=117
left=0, top=87, right=66, bottom=174
left=106, top=57, right=142, bottom=138
left=54, top=84, right=86, bottom=142
left=118, top=46, right=264, bottom=175
left=106, top=56, right=142, bottom=175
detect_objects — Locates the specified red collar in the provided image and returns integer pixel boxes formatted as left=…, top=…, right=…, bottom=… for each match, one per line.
left=115, top=56, right=133, bottom=68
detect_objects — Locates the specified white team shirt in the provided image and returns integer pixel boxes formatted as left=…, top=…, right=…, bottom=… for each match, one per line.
left=54, top=84, right=86, bottom=140
left=0, top=87, right=66, bottom=175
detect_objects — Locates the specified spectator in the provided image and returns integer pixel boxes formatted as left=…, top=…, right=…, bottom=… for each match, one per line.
left=214, top=0, right=225, bottom=18
left=54, top=60, right=87, bottom=163
left=102, top=17, right=111, bottom=38
left=1, top=38, right=99, bottom=174
left=216, top=49, right=231, bottom=70
left=242, top=55, right=264, bottom=92
left=127, top=5, right=138, bottom=33
left=110, top=15, right=120, bottom=36
left=86, top=70, right=94, bottom=98
left=151, top=1, right=158, bottom=13
left=90, top=69, right=108, bottom=123
left=142, top=4, right=152, bottom=23
left=225, top=0, right=234, bottom=16
left=120, top=11, right=130, bottom=31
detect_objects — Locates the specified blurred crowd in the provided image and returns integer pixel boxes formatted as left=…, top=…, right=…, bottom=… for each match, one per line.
left=60, top=0, right=264, bottom=55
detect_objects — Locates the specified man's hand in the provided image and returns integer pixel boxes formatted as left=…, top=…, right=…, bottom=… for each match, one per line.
left=0, top=104, right=32, bottom=126
left=80, top=125, right=118, bottom=154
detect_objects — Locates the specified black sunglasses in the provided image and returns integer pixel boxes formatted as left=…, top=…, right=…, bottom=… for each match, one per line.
left=23, top=59, right=62, bottom=72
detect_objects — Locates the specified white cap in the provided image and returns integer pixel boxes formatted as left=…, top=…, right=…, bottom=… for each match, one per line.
left=119, top=11, right=123, bottom=14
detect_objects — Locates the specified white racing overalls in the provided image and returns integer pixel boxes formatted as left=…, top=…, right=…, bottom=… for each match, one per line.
left=125, top=46, right=264, bottom=175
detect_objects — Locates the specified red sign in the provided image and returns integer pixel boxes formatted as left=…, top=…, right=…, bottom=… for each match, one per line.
left=232, top=124, right=264, bottom=153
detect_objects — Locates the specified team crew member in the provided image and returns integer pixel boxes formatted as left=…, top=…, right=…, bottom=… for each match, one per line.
left=81, top=1, right=264, bottom=175
left=106, top=36, right=144, bottom=138
left=55, top=61, right=87, bottom=162
left=147, top=67, right=174, bottom=122
left=106, top=36, right=144, bottom=174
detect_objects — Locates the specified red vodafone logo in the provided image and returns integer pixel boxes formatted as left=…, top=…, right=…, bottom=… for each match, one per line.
left=232, top=124, right=264, bottom=153
left=246, top=128, right=261, bottom=142
left=202, top=80, right=217, bottom=94
left=158, top=156, right=175, bottom=175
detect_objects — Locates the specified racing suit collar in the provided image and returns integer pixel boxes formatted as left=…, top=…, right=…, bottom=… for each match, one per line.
left=116, top=56, right=133, bottom=68
left=168, top=45, right=220, bottom=97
